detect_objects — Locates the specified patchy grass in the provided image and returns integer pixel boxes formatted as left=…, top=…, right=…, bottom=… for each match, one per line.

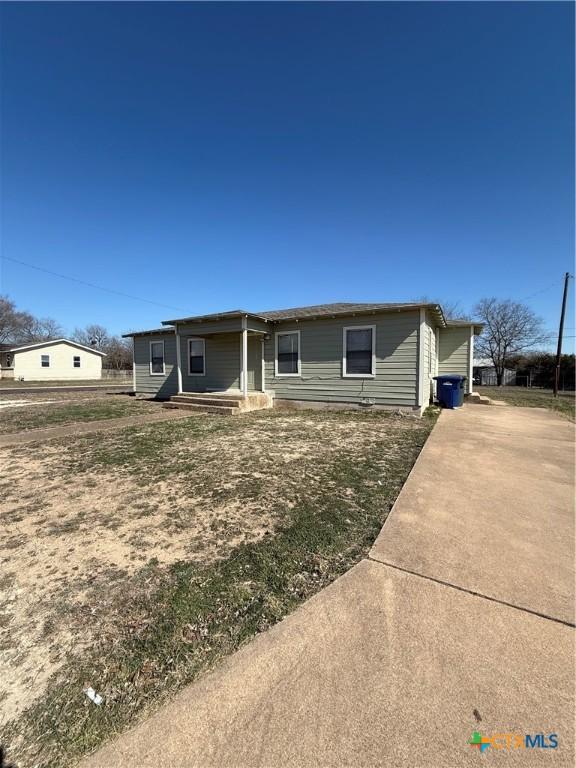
left=0, top=379, right=130, bottom=388
left=0, top=407, right=437, bottom=768
left=478, top=386, right=575, bottom=420
left=0, top=395, right=160, bottom=433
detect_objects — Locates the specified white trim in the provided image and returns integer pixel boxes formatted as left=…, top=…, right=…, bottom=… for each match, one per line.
left=73, top=355, right=81, bottom=368
left=417, top=308, right=426, bottom=407
left=6, top=338, right=107, bottom=356
left=132, top=346, right=136, bottom=392
left=434, top=326, right=440, bottom=395
left=261, top=338, right=266, bottom=392
left=274, top=330, right=301, bottom=377
left=149, top=340, right=165, bottom=376
left=187, top=337, right=206, bottom=377
left=41, top=353, right=50, bottom=368
left=468, top=326, right=474, bottom=394
left=241, top=319, right=248, bottom=398
left=175, top=329, right=183, bottom=393
left=342, top=325, right=376, bottom=378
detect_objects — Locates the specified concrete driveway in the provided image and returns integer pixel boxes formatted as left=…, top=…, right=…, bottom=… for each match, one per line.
left=82, top=405, right=575, bottom=768
left=371, top=404, right=575, bottom=625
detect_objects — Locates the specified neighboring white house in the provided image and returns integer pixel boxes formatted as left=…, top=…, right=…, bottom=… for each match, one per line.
left=0, top=339, right=106, bottom=381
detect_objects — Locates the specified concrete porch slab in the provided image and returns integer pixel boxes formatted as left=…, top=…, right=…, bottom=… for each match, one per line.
left=370, top=405, right=575, bottom=625
left=81, top=559, right=574, bottom=768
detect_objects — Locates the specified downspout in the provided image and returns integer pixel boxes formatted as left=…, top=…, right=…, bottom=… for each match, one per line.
left=241, top=316, right=248, bottom=399
left=175, top=325, right=183, bottom=394
left=434, top=326, right=440, bottom=397
left=417, top=308, right=426, bottom=409
left=468, top=326, right=474, bottom=395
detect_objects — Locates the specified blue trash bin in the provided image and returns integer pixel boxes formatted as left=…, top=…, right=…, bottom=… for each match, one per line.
left=433, top=374, right=467, bottom=408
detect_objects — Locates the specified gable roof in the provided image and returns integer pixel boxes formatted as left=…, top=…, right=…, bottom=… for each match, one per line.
left=2, top=338, right=107, bottom=356
left=162, top=302, right=448, bottom=326
left=123, top=328, right=175, bottom=338
left=257, top=302, right=437, bottom=321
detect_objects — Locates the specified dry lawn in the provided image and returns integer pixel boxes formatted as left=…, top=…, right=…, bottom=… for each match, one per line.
left=0, top=391, right=160, bottom=434
left=0, top=407, right=436, bottom=767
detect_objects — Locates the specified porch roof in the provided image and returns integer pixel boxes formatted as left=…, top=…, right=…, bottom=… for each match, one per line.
left=161, top=309, right=270, bottom=326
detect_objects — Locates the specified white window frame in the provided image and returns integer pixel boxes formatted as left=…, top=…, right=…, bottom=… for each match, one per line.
left=149, top=340, right=165, bottom=376
left=73, top=355, right=81, bottom=368
left=41, top=354, right=50, bottom=368
left=188, top=337, right=206, bottom=377
left=342, top=325, right=376, bottom=378
left=274, top=330, right=301, bottom=377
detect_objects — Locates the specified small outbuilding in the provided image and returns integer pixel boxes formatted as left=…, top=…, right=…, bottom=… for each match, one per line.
left=0, top=339, right=106, bottom=381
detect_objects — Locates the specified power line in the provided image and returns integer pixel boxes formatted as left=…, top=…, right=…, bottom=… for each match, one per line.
left=520, top=279, right=566, bottom=302
left=1, top=255, right=185, bottom=312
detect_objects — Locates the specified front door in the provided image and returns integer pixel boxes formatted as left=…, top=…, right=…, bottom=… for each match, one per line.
left=247, top=335, right=263, bottom=391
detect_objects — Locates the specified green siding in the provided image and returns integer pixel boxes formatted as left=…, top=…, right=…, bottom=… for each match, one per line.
left=179, top=332, right=263, bottom=392
left=264, top=311, right=419, bottom=406
left=180, top=333, right=240, bottom=391
left=134, top=311, right=427, bottom=406
left=438, top=326, right=471, bottom=393
left=133, top=334, right=178, bottom=397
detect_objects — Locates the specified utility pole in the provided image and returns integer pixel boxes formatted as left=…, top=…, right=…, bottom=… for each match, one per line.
left=553, top=272, right=571, bottom=397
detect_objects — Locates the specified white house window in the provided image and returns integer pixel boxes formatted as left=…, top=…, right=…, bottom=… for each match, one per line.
left=343, top=326, right=375, bottom=377
left=188, top=338, right=205, bottom=376
left=41, top=354, right=50, bottom=368
left=149, top=341, right=165, bottom=375
left=275, top=331, right=300, bottom=376
left=73, top=355, right=81, bottom=368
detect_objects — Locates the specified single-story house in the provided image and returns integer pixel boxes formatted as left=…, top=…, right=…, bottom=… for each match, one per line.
left=0, top=339, right=106, bottom=381
left=125, top=302, right=482, bottom=415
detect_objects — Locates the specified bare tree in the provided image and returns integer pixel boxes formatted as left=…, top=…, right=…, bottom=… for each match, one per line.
left=415, top=295, right=471, bottom=321
left=18, top=315, right=64, bottom=343
left=0, top=296, right=62, bottom=343
left=104, top=336, right=133, bottom=370
left=72, top=324, right=132, bottom=369
left=72, top=324, right=110, bottom=350
left=474, top=298, right=545, bottom=385
left=0, top=296, right=31, bottom=343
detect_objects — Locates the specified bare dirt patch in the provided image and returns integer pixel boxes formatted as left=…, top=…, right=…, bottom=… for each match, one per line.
left=0, top=408, right=435, bottom=767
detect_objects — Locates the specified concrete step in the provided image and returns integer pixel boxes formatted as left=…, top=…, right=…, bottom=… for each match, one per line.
left=466, top=393, right=493, bottom=406
left=170, top=395, right=241, bottom=408
left=162, top=401, right=238, bottom=416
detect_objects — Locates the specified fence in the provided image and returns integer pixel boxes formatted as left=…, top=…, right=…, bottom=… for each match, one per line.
left=101, top=369, right=133, bottom=380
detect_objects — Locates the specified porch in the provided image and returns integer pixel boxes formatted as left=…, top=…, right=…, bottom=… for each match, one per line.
left=163, top=390, right=273, bottom=416
left=172, top=317, right=270, bottom=399
left=166, top=313, right=272, bottom=413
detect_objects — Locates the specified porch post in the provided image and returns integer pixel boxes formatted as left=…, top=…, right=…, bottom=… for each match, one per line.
left=241, top=318, right=248, bottom=398
left=261, top=338, right=266, bottom=393
left=175, top=326, right=183, bottom=394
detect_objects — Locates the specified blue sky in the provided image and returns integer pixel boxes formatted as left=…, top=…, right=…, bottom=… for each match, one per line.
left=1, top=2, right=574, bottom=349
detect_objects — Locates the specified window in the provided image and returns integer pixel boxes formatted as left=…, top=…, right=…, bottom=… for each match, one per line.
left=275, top=331, right=300, bottom=376
left=343, top=326, right=375, bottom=377
left=149, top=341, right=165, bottom=375
left=188, top=338, right=205, bottom=376
left=41, top=354, right=50, bottom=368
left=73, top=355, right=81, bottom=368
